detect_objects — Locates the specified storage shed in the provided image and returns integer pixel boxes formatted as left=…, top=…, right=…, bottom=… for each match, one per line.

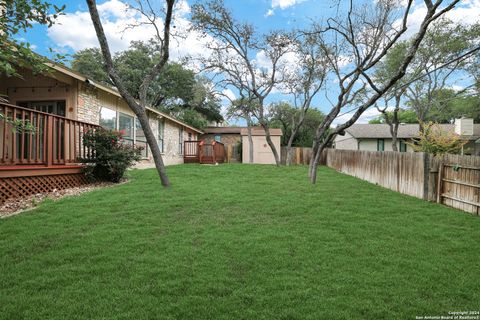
left=241, top=128, right=282, bottom=164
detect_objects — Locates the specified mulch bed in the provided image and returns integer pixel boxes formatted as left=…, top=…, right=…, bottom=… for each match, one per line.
left=0, top=180, right=127, bottom=218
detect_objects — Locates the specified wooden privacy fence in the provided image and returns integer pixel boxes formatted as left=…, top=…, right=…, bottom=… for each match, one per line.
left=280, top=147, right=313, bottom=165
left=321, top=149, right=480, bottom=215
left=437, top=154, right=480, bottom=214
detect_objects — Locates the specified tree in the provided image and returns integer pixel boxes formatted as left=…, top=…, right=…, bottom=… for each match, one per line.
left=71, top=44, right=223, bottom=129
left=426, top=88, right=480, bottom=123
left=369, top=109, right=418, bottom=124
left=270, top=102, right=325, bottom=147
left=403, top=19, right=480, bottom=126
left=372, top=41, right=413, bottom=151
left=280, top=33, right=327, bottom=165
left=308, top=0, right=463, bottom=183
left=71, top=48, right=110, bottom=85
left=226, top=95, right=258, bottom=164
left=191, top=0, right=294, bottom=166
left=0, top=0, right=64, bottom=77
left=85, top=0, right=175, bottom=186
left=408, top=121, right=466, bottom=155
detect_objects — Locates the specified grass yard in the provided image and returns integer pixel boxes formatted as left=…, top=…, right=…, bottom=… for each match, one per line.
left=1, top=164, right=479, bottom=319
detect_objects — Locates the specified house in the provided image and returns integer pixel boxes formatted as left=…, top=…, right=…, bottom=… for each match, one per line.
left=334, top=119, right=480, bottom=155
left=0, top=63, right=203, bottom=202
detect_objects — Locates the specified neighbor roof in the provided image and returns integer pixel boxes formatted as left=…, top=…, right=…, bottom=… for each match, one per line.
left=203, top=126, right=243, bottom=134
left=345, top=124, right=480, bottom=140
left=240, top=127, right=282, bottom=136
left=47, top=63, right=203, bottom=134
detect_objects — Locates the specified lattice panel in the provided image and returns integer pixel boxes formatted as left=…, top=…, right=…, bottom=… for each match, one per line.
left=0, top=174, right=90, bottom=203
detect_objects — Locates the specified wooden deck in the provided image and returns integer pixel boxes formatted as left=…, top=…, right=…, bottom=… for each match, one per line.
left=0, top=102, right=100, bottom=202
left=184, top=140, right=225, bottom=164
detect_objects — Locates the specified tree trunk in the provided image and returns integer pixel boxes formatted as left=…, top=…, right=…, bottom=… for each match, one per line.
left=391, top=135, right=398, bottom=152
left=309, top=141, right=328, bottom=184
left=136, top=111, right=170, bottom=186
left=261, top=123, right=280, bottom=166
left=86, top=0, right=172, bottom=187
left=285, top=127, right=298, bottom=166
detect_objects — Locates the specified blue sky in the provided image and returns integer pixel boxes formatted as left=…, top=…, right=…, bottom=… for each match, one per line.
left=21, top=0, right=480, bottom=124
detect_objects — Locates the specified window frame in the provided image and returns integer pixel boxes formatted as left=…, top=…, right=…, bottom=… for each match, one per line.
left=135, top=118, right=148, bottom=158
left=377, top=139, right=385, bottom=152
left=157, top=118, right=165, bottom=154
left=399, top=140, right=407, bottom=152
left=99, top=106, right=117, bottom=130
left=178, top=127, right=184, bottom=155
left=118, top=112, right=135, bottom=146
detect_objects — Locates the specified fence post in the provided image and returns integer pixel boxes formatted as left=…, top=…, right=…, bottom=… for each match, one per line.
left=436, top=162, right=444, bottom=204
left=422, top=153, right=430, bottom=201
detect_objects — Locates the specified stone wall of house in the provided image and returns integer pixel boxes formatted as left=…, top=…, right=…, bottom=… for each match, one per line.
left=77, top=84, right=101, bottom=125
left=138, top=114, right=198, bottom=166
left=75, top=85, right=201, bottom=167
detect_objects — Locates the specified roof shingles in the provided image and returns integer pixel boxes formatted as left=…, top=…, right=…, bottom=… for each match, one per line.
left=345, top=124, right=480, bottom=140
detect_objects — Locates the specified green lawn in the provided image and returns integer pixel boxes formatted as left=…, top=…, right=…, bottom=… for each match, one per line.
left=1, top=164, right=479, bottom=320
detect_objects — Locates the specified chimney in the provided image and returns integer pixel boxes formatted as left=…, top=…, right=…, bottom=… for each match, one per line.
left=454, top=117, right=474, bottom=136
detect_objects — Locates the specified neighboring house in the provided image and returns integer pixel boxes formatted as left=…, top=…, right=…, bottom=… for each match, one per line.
left=0, top=64, right=203, bottom=166
left=334, top=119, right=480, bottom=156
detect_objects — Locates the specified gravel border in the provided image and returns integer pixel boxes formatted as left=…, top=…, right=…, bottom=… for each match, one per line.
left=0, top=180, right=128, bottom=218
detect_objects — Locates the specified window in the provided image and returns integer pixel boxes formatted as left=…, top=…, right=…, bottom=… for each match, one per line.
left=214, top=135, right=221, bottom=142
left=188, top=132, right=192, bottom=141
left=135, top=118, right=148, bottom=158
left=118, top=112, right=134, bottom=145
left=99, top=107, right=116, bottom=129
left=377, top=139, right=385, bottom=152
left=158, top=119, right=164, bottom=153
left=179, top=127, right=184, bottom=155
left=399, top=140, right=407, bottom=152
left=18, top=100, right=66, bottom=117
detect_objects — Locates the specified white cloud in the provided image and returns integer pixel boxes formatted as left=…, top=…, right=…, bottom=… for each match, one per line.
left=332, top=107, right=384, bottom=126
left=221, top=88, right=236, bottom=102
left=47, top=0, right=212, bottom=62
left=265, top=9, right=275, bottom=17
left=397, top=0, right=480, bottom=39
left=271, top=0, right=305, bottom=10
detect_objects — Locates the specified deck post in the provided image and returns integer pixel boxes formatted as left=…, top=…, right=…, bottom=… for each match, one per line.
left=46, top=114, right=54, bottom=166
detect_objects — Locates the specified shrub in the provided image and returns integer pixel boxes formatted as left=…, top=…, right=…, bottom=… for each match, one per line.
left=79, top=128, right=142, bottom=182
left=408, top=121, right=467, bottom=155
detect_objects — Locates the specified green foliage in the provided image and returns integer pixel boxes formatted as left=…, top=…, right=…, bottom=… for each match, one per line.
left=175, top=108, right=208, bottom=129
left=0, top=112, right=36, bottom=133
left=369, top=109, right=418, bottom=124
left=270, top=102, right=325, bottom=147
left=71, top=48, right=109, bottom=85
left=424, top=89, right=480, bottom=123
left=71, top=43, right=223, bottom=128
left=1, top=165, right=479, bottom=319
left=79, top=128, right=141, bottom=183
left=0, top=0, right=65, bottom=77
left=408, top=121, right=467, bottom=155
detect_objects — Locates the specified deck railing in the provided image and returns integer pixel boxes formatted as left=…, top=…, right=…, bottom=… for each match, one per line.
left=0, top=102, right=100, bottom=166
left=183, top=140, right=225, bottom=164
